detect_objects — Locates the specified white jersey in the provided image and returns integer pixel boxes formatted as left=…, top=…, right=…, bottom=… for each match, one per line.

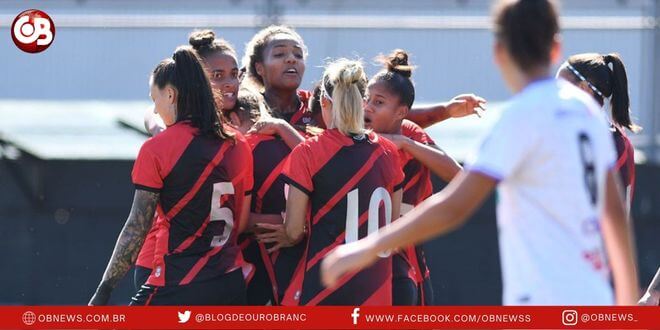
left=467, top=78, right=617, bottom=305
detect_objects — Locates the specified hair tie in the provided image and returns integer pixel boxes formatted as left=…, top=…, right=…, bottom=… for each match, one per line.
left=566, top=63, right=605, bottom=98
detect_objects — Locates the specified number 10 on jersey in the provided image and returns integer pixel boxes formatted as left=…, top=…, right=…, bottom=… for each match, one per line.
left=345, top=187, right=392, bottom=257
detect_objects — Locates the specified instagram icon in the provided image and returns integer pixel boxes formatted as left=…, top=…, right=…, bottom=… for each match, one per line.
left=562, top=310, right=578, bottom=326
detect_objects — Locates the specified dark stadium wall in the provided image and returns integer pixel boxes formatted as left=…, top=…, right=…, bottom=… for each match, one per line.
left=0, top=157, right=658, bottom=305
left=0, top=158, right=137, bottom=305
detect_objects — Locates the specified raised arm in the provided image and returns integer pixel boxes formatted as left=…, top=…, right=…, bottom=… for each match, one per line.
left=89, top=189, right=158, bottom=305
left=407, top=94, right=486, bottom=129
left=248, top=117, right=305, bottom=149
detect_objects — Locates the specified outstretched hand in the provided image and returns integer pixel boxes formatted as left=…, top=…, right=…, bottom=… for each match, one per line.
left=446, top=94, right=487, bottom=118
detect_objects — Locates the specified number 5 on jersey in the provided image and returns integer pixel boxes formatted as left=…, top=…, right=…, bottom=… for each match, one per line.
left=209, top=182, right=234, bottom=247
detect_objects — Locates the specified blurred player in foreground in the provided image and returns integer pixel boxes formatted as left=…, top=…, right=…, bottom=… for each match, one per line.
left=321, top=0, right=639, bottom=305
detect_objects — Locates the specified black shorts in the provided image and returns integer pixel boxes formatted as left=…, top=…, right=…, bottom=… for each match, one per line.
left=130, top=269, right=246, bottom=306
left=242, top=239, right=276, bottom=305
left=392, top=253, right=417, bottom=306
left=419, top=277, right=434, bottom=305
left=273, top=241, right=306, bottom=302
left=392, top=276, right=418, bottom=306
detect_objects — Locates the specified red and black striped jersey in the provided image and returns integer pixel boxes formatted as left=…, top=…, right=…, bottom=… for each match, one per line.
left=400, top=120, right=435, bottom=208
left=611, top=125, right=635, bottom=205
left=287, top=90, right=316, bottom=128
left=132, top=122, right=253, bottom=287
left=238, top=90, right=319, bottom=304
left=398, top=120, right=435, bottom=304
left=281, top=128, right=405, bottom=306
left=245, top=134, right=290, bottom=214
left=239, top=133, right=295, bottom=305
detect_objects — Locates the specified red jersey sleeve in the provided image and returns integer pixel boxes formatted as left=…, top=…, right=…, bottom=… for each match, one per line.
left=131, top=140, right=164, bottom=192
left=378, top=135, right=406, bottom=192
left=281, top=142, right=314, bottom=196
left=402, top=119, right=435, bottom=145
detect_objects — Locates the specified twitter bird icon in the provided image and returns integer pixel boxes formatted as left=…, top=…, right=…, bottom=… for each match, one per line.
left=178, top=310, right=191, bottom=323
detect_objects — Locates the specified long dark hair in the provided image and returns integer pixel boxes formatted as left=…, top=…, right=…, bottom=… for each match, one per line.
left=151, top=46, right=233, bottom=140
left=567, top=53, right=640, bottom=132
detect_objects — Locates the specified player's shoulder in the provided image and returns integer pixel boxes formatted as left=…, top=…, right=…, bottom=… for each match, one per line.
left=371, top=131, right=399, bottom=156
left=300, top=127, right=333, bottom=148
left=401, top=119, right=423, bottom=135
left=502, top=79, right=591, bottom=123
left=401, top=119, right=434, bottom=144
left=507, top=79, right=555, bottom=112
left=224, top=125, right=252, bottom=152
left=141, top=121, right=194, bottom=154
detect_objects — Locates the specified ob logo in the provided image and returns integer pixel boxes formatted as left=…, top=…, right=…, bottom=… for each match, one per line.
left=11, top=9, right=55, bottom=53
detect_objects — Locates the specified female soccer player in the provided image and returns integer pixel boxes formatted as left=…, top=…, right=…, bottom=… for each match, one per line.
left=556, top=53, right=640, bottom=207
left=322, top=0, right=639, bottom=306
left=364, top=49, right=462, bottom=305
left=241, top=25, right=315, bottom=131
left=145, top=29, right=240, bottom=136
left=89, top=46, right=253, bottom=305
left=258, top=59, right=404, bottom=305
left=225, top=88, right=302, bottom=305
left=136, top=29, right=250, bottom=291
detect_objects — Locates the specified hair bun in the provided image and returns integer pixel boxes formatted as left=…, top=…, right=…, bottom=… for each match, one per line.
left=338, top=61, right=366, bottom=86
left=189, top=29, right=216, bottom=49
left=383, top=49, right=413, bottom=78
